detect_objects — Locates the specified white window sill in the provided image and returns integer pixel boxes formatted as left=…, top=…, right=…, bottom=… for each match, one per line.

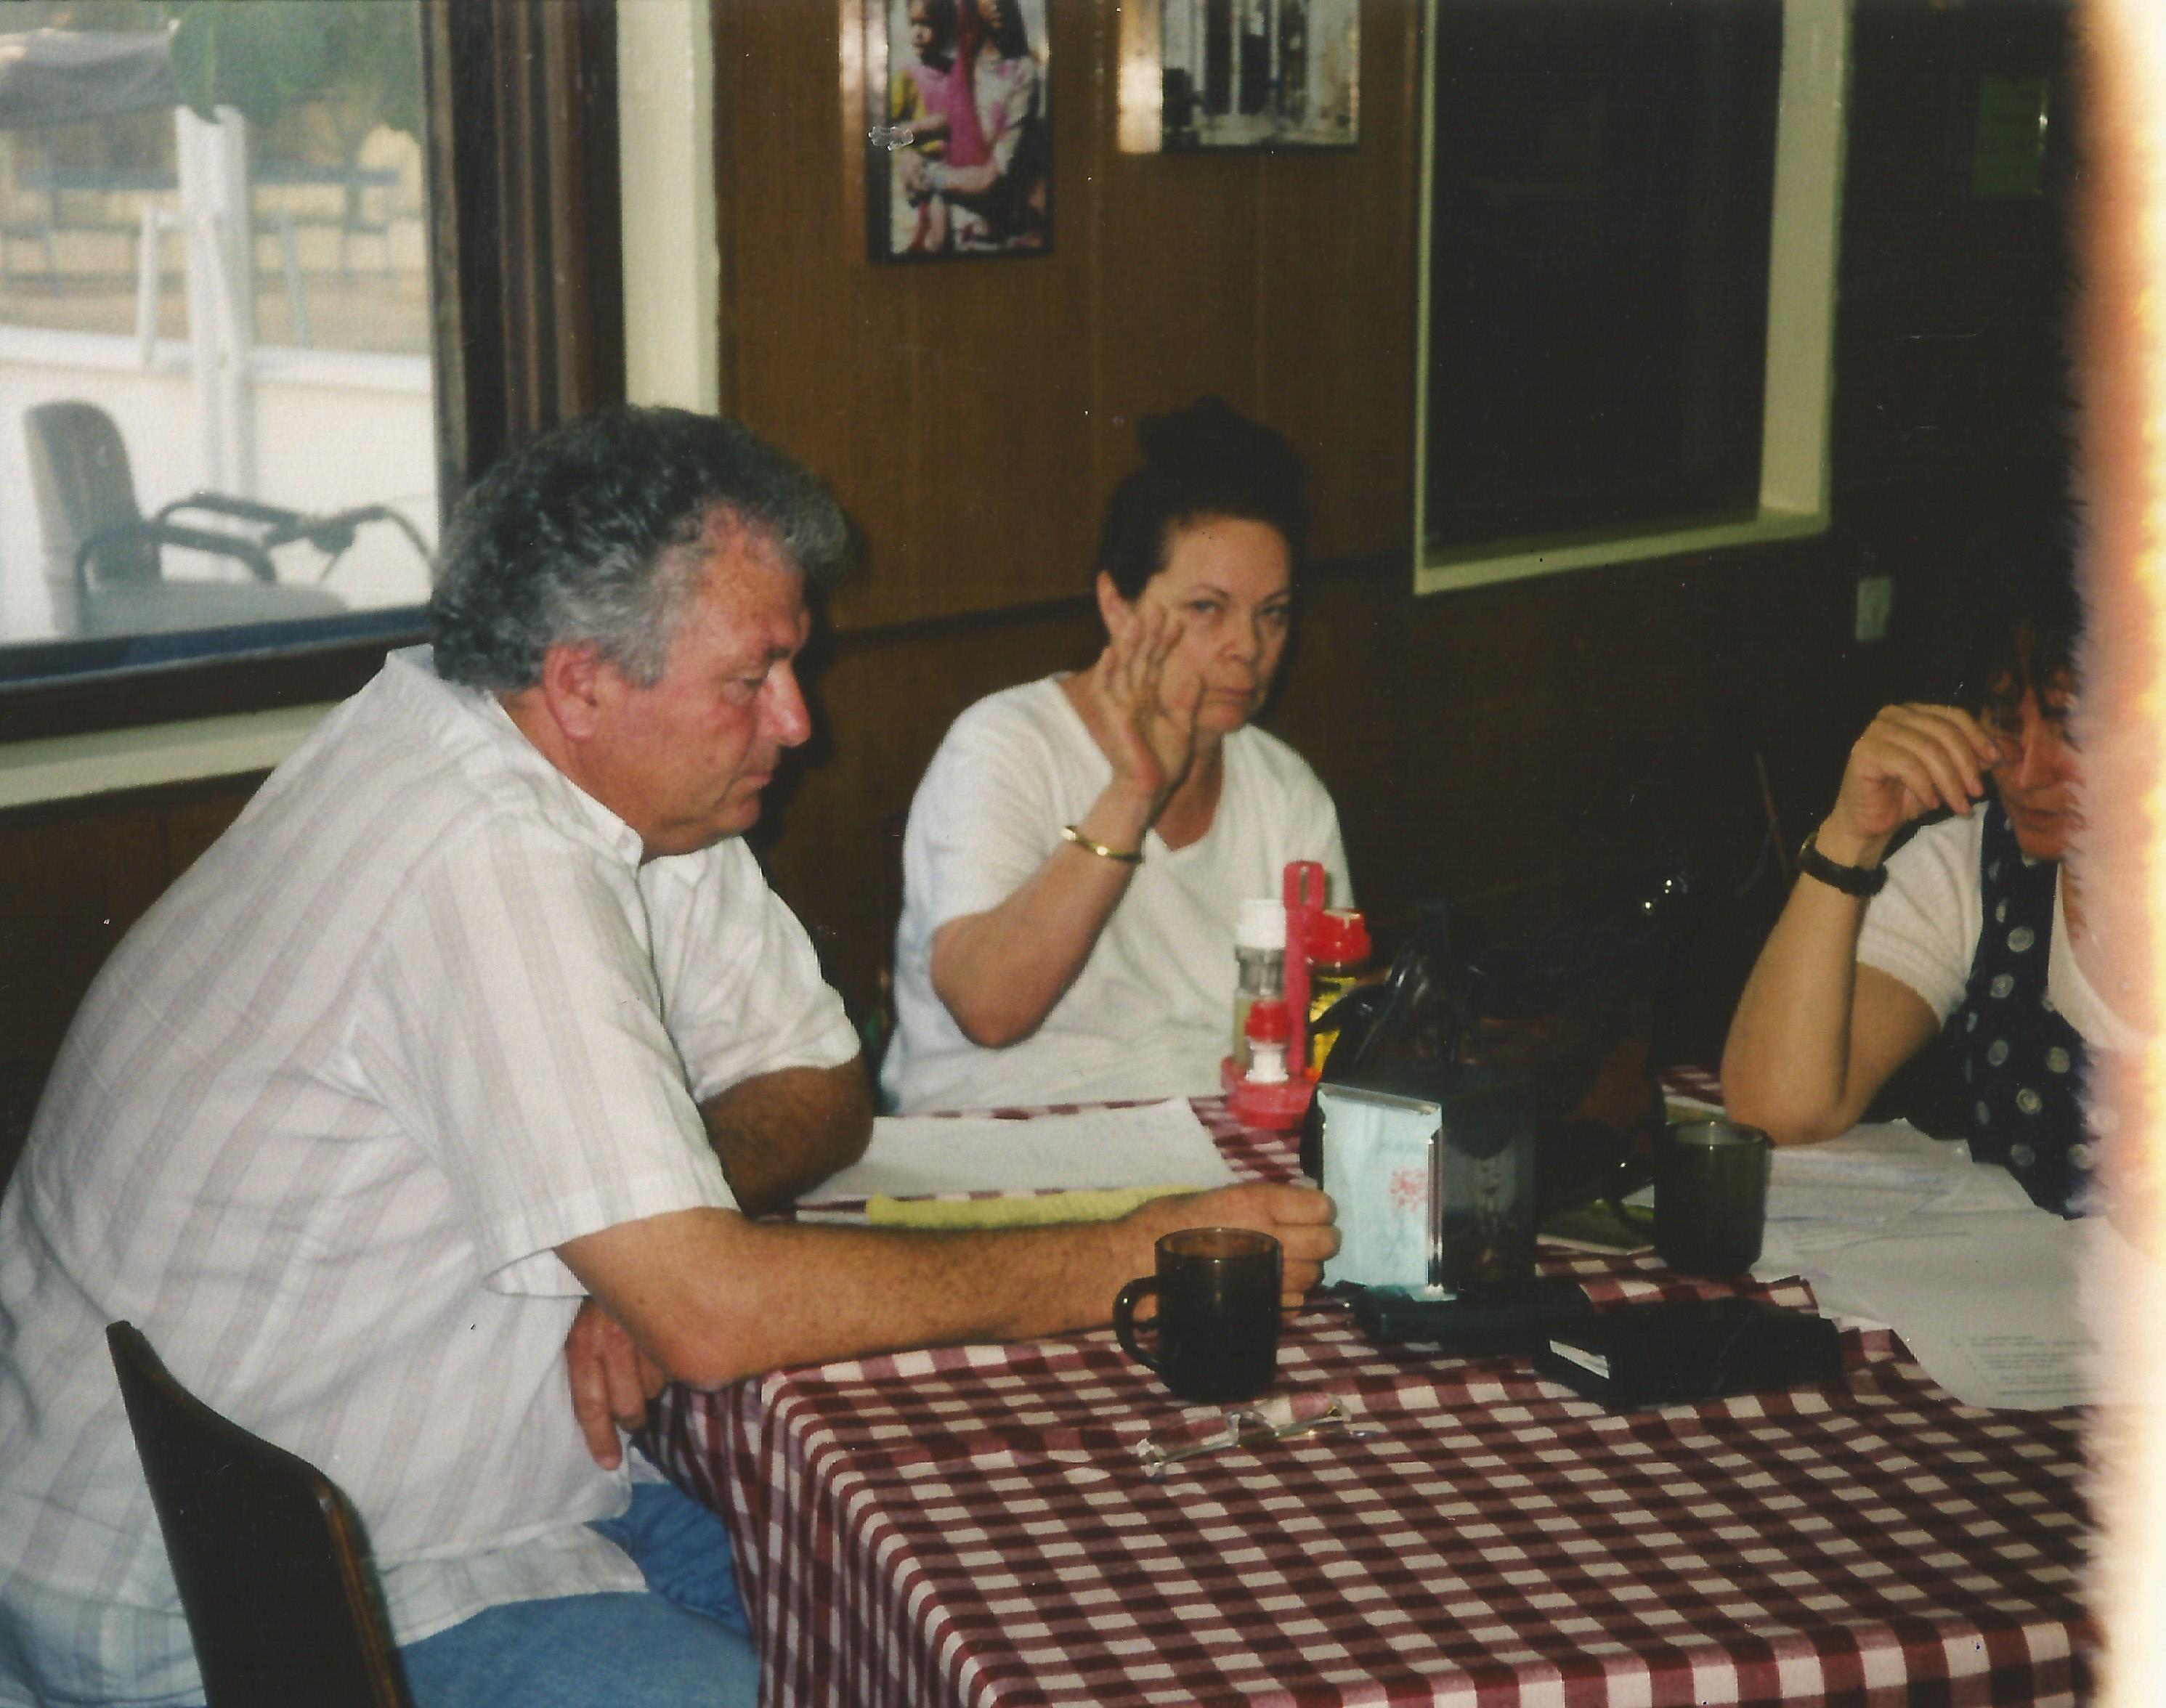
left=0, top=704, right=330, bottom=811
left=1416, top=505, right=1827, bottom=596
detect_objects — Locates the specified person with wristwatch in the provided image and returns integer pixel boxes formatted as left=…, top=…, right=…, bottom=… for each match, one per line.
left=1721, top=545, right=2131, bottom=1215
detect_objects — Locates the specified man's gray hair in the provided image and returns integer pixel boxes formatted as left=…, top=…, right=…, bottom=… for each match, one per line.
left=429, top=406, right=850, bottom=692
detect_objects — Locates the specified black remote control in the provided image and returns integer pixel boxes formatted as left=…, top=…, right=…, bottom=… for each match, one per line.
left=1351, top=1277, right=1594, bottom=1356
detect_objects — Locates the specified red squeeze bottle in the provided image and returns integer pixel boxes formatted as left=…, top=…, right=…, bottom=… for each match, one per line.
left=1281, top=861, right=1326, bottom=1080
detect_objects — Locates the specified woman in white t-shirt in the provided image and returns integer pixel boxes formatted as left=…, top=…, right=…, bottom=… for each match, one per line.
left=882, top=399, right=1351, bottom=1113
left=1721, top=540, right=2132, bottom=1213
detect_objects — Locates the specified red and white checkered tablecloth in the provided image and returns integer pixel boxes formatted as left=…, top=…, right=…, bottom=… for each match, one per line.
left=649, top=1098, right=2088, bottom=1708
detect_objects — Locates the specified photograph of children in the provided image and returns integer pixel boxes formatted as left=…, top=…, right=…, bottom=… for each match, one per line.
left=872, top=0, right=1050, bottom=261
left=1159, top=0, right=1358, bottom=150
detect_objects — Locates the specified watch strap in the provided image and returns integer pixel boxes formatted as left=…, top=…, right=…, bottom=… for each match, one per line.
left=1796, top=833, right=1887, bottom=898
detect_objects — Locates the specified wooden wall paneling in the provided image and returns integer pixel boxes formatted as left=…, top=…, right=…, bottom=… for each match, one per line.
left=720, top=1, right=1437, bottom=625
left=888, top=257, right=1102, bottom=619
left=1257, top=0, right=1424, bottom=562
left=1093, top=144, right=1266, bottom=434
left=1361, top=578, right=1565, bottom=924
left=0, top=807, right=161, bottom=1086
left=0, top=776, right=258, bottom=1190
left=1081, top=0, right=1360, bottom=574
left=1405, top=694, right=1571, bottom=916
left=760, top=602, right=1104, bottom=1015
left=723, top=0, right=1102, bottom=630
left=718, top=0, right=920, bottom=619
left=888, top=0, right=1108, bottom=618
left=161, top=781, right=261, bottom=879
left=1262, top=558, right=1411, bottom=918
left=1092, top=7, right=1270, bottom=461
left=1545, top=572, right=1665, bottom=815
left=1705, top=548, right=1868, bottom=864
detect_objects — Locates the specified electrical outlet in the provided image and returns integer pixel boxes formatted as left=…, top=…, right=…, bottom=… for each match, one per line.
left=1854, top=575, right=1893, bottom=644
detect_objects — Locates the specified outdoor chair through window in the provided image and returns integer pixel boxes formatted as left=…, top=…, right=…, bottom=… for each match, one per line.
left=25, top=398, right=430, bottom=597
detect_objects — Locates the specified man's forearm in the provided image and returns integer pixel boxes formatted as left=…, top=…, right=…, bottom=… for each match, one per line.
left=557, top=1180, right=1336, bottom=1391
left=700, top=1060, right=872, bottom=1217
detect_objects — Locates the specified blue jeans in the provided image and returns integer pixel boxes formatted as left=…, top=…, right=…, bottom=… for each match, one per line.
left=394, top=1480, right=758, bottom=1708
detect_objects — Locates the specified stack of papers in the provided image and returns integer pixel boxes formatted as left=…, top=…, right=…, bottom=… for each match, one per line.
left=1747, top=1121, right=2120, bottom=1410
left=803, top=1099, right=1238, bottom=1211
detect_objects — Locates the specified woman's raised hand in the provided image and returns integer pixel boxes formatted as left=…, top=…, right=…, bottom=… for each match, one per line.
left=1822, top=702, right=2001, bottom=860
left=1090, top=600, right=1204, bottom=813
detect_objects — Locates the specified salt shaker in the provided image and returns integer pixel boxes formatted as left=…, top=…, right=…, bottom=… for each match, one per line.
left=1243, top=999, right=1292, bottom=1085
left=1231, top=898, right=1287, bottom=1070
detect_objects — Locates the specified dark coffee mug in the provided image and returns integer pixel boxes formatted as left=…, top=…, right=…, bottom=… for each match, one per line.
left=1113, top=1227, right=1281, bottom=1403
left=1653, top=1119, right=1771, bottom=1276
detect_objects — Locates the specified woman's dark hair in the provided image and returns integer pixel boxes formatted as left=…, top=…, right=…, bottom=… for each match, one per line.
left=968, top=0, right=1031, bottom=60
left=1094, top=397, right=1309, bottom=601
left=1950, top=506, right=2084, bottom=712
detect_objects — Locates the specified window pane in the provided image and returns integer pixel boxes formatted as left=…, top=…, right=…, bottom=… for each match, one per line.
left=1424, top=0, right=1782, bottom=550
left=0, top=1, right=434, bottom=682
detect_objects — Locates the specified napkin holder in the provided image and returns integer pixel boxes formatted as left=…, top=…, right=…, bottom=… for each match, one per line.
left=1318, top=1060, right=1538, bottom=1296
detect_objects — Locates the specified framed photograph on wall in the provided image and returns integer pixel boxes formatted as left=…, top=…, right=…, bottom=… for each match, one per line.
left=864, top=0, right=1051, bottom=261
left=1158, top=0, right=1358, bottom=150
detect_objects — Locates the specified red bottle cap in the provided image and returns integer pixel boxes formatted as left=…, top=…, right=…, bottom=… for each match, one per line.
left=1244, top=998, right=1291, bottom=1043
left=1305, top=908, right=1371, bottom=964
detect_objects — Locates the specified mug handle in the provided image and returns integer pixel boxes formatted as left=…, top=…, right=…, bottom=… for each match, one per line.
left=1112, top=1277, right=1162, bottom=1374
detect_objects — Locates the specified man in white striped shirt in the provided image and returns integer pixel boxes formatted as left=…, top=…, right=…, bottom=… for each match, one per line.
left=0, top=407, right=1336, bottom=1708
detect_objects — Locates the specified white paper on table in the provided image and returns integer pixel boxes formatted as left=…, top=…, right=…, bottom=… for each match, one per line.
left=807, top=1099, right=1238, bottom=1203
left=1764, top=1121, right=2035, bottom=1227
left=1636, top=1121, right=2025, bottom=1299
left=1801, top=1209, right=2091, bottom=1409
left=1741, top=1117, right=2061, bottom=1359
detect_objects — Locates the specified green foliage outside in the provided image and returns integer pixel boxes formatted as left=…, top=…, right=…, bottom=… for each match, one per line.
left=18, top=2, right=421, bottom=162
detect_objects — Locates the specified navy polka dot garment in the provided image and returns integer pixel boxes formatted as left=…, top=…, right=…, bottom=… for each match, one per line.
left=1949, top=798, right=2090, bottom=1216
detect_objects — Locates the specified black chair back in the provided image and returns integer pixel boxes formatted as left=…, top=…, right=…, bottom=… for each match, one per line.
left=105, top=1322, right=413, bottom=1708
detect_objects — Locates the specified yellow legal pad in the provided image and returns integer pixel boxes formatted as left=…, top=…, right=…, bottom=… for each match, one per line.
left=864, top=1184, right=1191, bottom=1228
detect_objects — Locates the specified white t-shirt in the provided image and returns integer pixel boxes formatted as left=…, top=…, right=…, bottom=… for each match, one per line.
left=881, top=677, right=1349, bottom=1113
left=1854, top=810, right=2135, bottom=1052
left=0, top=647, right=859, bottom=1708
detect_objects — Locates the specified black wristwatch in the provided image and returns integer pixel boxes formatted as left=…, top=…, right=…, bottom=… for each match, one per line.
left=1796, top=833, right=1887, bottom=898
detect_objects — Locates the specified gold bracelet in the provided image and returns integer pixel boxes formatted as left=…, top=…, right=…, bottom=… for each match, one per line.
left=1060, top=824, right=1143, bottom=865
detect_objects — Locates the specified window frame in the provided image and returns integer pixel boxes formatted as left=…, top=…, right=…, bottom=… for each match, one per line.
left=0, top=0, right=624, bottom=762
left=1411, top=0, right=1849, bottom=596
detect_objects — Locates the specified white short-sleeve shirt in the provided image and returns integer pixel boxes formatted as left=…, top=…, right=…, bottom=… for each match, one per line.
left=881, top=677, right=1350, bottom=1113
left=0, top=647, right=858, bottom=1707
left=1854, top=810, right=2135, bottom=1052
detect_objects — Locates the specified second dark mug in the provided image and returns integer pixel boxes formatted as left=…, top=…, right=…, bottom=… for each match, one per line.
left=1653, top=1118, right=1771, bottom=1276
left=1113, top=1227, right=1281, bottom=1404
